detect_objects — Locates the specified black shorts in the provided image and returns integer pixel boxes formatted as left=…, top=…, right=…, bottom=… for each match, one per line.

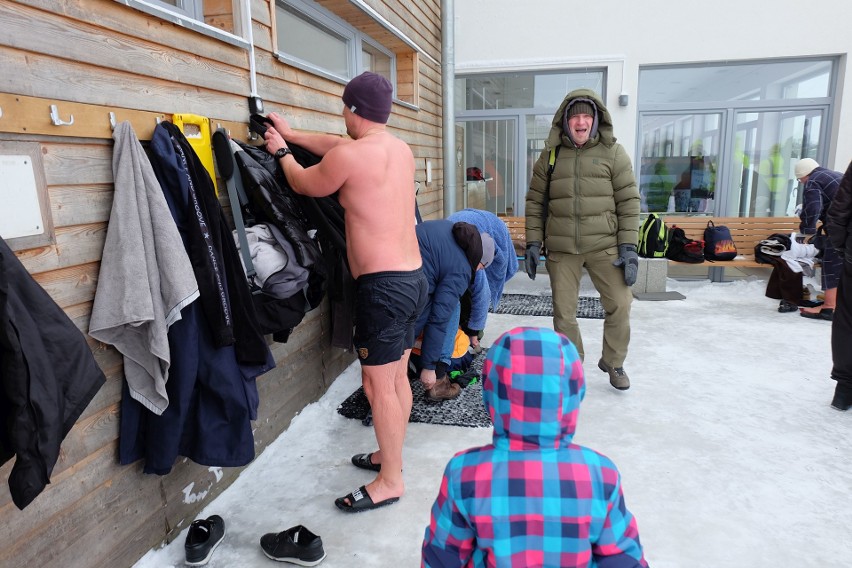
left=353, top=268, right=428, bottom=366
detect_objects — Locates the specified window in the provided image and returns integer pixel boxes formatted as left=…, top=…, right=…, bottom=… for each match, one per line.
left=147, top=0, right=203, bottom=21
left=119, top=0, right=246, bottom=46
left=275, top=0, right=395, bottom=87
left=637, top=58, right=837, bottom=218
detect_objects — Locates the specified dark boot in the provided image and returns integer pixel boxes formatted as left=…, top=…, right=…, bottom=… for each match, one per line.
left=425, top=377, right=461, bottom=403
left=831, top=381, right=852, bottom=411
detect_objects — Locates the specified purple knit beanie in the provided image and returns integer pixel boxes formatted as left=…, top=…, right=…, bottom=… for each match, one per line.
left=342, top=72, right=393, bottom=124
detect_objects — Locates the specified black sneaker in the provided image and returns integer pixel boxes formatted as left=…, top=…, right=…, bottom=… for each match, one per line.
left=778, top=300, right=798, bottom=313
left=260, top=525, right=326, bottom=566
left=185, top=515, right=225, bottom=566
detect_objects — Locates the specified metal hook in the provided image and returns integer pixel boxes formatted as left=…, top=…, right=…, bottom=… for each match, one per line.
left=0, top=107, right=3, bottom=119
left=156, top=116, right=162, bottom=124
left=49, top=104, right=74, bottom=126
left=108, top=112, right=116, bottom=130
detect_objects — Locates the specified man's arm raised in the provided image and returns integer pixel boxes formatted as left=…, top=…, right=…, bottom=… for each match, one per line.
left=267, top=112, right=349, bottom=157
left=264, top=124, right=351, bottom=198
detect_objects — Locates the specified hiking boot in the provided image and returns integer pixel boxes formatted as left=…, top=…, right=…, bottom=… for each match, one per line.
left=260, top=525, right=326, bottom=566
left=831, top=383, right=852, bottom=412
left=424, top=377, right=461, bottom=403
left=598, top=359, right=630, bottom=391
left=185, top=515, right=225, bottom=566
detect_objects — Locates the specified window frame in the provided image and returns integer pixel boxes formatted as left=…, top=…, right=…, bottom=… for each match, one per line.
left=117, top=0, right=249, bottom=48
left=274, top=0, right=397, bottom=91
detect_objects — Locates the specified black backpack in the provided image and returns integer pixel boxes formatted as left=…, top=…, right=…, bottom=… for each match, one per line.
left=666, top=226, right=705, bottom=263
left=637, top=213, right=670, bottom=258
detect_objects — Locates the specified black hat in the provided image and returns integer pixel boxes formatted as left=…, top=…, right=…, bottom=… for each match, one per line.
left=342, top=72, right=393, bottom=124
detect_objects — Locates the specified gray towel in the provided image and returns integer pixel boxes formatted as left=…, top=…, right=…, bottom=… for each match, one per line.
left=89, top=121, right=200, bottom=415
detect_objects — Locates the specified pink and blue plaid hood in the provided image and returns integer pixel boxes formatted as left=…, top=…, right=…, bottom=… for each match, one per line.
left=483, top=326, right=584, bottom=450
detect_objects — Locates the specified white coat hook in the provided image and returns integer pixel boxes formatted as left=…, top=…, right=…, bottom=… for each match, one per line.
left=108, top=112, right=117, bottom=130
left=156, top=116, right=162, bottom=125
left=0, top=106, right=3, bottom=119
left=49, top=104, right=74, bottom=126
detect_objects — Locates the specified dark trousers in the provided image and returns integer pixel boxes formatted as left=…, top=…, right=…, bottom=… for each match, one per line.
left=831, top=260, right=852, bottom=385
left=765, top=259, right=803, bottom=304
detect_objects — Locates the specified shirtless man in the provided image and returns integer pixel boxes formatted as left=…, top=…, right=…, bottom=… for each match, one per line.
left=263, top=72, right=426, bottom=513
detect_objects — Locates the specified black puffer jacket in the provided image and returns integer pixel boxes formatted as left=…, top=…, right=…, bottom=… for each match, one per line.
left=826, top=160, right=852, bottom=261
left=235, top=142, right=325, bottom=272
left=236, top=142, right=356, bottom=351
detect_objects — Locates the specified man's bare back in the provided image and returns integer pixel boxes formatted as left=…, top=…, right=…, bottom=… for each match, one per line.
left=263, top=113, right=420, bottom=279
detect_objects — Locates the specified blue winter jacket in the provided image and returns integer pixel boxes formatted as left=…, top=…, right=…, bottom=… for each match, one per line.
left=415, top=220, right=476, bottom=370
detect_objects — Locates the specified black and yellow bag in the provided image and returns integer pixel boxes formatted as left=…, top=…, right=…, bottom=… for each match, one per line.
left=638, top=213, right=670, bottom=258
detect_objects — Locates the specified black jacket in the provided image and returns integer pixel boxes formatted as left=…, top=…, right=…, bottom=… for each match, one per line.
left=827, top=160, right=852, bottom=260
left=235, top=142, right=356, bottom=350
left=0, top=237, right=105, bottom=509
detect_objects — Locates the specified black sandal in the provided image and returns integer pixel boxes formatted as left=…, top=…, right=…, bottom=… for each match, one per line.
left=351, top=452, right=381, bottom=472
left=334, top=485, right=398, bottom=513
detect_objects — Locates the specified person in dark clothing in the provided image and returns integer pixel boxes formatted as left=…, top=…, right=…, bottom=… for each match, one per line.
left=413, top=220, right=494, bottom=402
left=795, top=158, right=843, bottom=320
left=824, top=160, right=852, bottom=410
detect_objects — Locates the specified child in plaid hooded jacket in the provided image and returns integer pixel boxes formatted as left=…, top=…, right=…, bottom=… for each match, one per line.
left=422, top=327, right=647, bottom=567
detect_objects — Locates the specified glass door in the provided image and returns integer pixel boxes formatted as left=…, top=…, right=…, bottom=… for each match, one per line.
left=726, top=108, right=824, bottom=217
left=458, top=118, right=518, bottom=217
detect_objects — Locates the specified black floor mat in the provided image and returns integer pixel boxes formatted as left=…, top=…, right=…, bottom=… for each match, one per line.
left=337, top=350, right=492, bottom=428
left=491, top=294, right=604, bottom=319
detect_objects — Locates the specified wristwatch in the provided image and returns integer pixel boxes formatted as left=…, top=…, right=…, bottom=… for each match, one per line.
left=274, top=147, right=292, bottom=160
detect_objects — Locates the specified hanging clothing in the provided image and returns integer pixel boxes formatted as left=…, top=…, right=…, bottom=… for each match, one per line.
left=119, top=122, right=274, bottom=474
left=234, top=141, right=354, bottom=349
left=89, top=121, right=200, bottom=415
left=150, top=123, right=269, bottom=364
left=0, top=237, right=105, bottom=509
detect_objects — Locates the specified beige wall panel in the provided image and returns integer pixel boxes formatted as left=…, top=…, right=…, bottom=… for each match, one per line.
left=0, top=0, right=440, bottom=565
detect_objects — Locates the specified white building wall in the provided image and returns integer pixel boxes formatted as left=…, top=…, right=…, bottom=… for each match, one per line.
left=454, top=0, right=852, bottom=171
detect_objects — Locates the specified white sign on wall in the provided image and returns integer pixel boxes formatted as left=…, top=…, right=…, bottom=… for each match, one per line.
left=0, top=155, right=45, bottom=239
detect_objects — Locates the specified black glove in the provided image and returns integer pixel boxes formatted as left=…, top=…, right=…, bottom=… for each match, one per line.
left=613, top=243, right=639, bottom=286
left=525, top=241, right=542, bottom=280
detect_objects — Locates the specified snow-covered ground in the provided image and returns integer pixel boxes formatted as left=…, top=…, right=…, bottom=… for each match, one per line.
left=135, top=271, right=849, bottom=568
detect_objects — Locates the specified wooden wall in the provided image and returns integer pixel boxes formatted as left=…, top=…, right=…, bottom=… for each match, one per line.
left=0, top=0, right=443, bottom=566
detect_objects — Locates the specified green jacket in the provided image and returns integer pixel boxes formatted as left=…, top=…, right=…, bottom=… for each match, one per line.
left=525, top=89, right=639, bottom=254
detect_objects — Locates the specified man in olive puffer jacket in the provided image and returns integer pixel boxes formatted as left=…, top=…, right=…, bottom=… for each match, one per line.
left=525, top=89, right=640, bottom=390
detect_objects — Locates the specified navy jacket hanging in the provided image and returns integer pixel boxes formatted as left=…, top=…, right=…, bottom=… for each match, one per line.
left=0, top=236, right=105, bottom=509
left=118, top=122, right=274, bottom=474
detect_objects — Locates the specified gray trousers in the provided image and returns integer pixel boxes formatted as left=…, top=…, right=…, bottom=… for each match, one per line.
left=546, top=247, right=632, bottom=367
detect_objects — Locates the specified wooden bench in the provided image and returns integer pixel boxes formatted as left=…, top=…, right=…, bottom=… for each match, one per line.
left=662, top=215, right=806, bottom=280
left=501, top=214, right=805, bottom=281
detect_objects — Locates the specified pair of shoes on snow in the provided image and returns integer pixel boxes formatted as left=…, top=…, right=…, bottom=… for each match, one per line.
left=185, top=515, right=226, bottom=566
left=598, top=359, right=630, bottom=390
left=424, top=376, right=461, bottom=403
left=800, top=308, right=833, bottom=321
left=260, top=525, right=326, bottom=565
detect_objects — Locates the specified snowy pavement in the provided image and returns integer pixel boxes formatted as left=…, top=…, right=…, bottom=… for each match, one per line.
left=134, top=271, right=850, bottom=568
